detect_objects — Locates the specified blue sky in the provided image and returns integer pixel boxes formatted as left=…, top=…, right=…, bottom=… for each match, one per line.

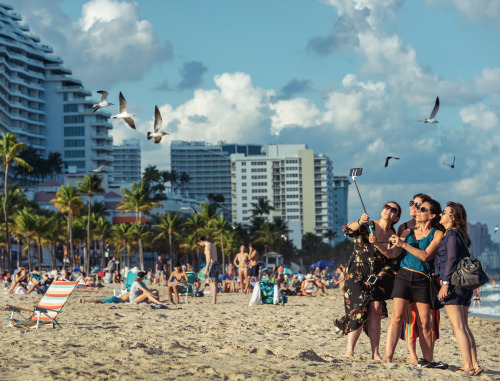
left=6, top=0, right=500, bottom=241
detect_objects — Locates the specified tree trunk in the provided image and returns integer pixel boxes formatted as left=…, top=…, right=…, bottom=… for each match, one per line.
left=168, top=234, right=173, bottom=273
left=16, top=237, right=21, bottom=268
left=99, top=239, right=104, bottom=268
left=27, top=236, right=31, bottom=271
left=138, top=237, right=144, bottom=270
left=3, top=163, right=12, bottom=272
left=220, top=233, right=225, bottom=274
left=86, top=197, right=91, bottom=274
left=37, top=240, right=42, bottom=269
left=68, top=213, right=75, bottom=270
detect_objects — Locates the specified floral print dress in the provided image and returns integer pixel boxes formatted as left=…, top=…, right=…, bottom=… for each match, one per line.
left=334, top=223, right=400, bottom=335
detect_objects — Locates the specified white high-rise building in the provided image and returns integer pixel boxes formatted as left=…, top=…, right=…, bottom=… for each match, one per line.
left=231, top=144, right=338, bottom=249
left=0, top=3, right=113, bottom=174
left=112, top=138, right=141, bottom=184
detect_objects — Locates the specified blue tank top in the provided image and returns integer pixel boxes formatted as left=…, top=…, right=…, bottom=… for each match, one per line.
left=400, top=228, right=436, bottom=273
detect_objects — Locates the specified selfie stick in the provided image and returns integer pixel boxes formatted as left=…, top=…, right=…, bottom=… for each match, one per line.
left=350, top=168, right=374, bottom=234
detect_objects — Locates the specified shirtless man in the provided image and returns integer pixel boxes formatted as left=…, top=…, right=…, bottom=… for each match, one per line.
left=233, top=245, right=249, bottom=294
left=246, top=242, right=259, bottom=292
left=198, top=236, right=220, bottom=304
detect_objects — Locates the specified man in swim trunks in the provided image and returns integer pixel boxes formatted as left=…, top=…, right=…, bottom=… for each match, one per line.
left=246, top=242, right=259, bottom=292
left=198, top=236, right=220, bottom=304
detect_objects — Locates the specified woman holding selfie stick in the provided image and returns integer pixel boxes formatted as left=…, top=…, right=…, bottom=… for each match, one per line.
left=334, top=201, right=402, bottom=360
left=384, top=199, right=444, bottom=367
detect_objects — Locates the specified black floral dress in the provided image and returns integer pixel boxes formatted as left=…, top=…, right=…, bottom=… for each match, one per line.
left=334, top=223, right=400, bottom=335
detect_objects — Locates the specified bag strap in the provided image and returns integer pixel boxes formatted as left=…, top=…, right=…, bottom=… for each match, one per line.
left=454, top=231, right=473, bottom=257
left=411, top=229, right=433, bottom=278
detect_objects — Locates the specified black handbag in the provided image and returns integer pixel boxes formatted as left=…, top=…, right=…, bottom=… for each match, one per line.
left=450, top=233, right=489, bottom=290
left=421, top=261, right=443, bottom=310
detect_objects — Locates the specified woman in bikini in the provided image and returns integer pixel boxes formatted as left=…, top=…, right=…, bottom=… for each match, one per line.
left=167, top=263, right=189, bottom=304
left=233, top=245, right=249, bottom=294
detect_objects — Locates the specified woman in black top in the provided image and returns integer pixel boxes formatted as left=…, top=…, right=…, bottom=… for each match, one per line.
left=437, top=202, right=482, bottom=376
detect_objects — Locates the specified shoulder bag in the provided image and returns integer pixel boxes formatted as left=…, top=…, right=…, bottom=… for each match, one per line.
left=450, top=233, right=489, bottom=290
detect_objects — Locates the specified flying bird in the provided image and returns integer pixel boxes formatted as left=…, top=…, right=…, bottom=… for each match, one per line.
left=495, top=225, right=498, bottom=234
left=110, top=92, right=136, bottom=129
left=93, top=91, right=113, bottom=112
left=180, top=206, right=199, bottom=215
left=147, top=105, right=169, bottom=144
left=385, top=156, right=400, bottom=167
left=418, top=96, right=440, bottom=124
left=89, top=162, right=109, bottom=173
left=443, top=155, right=455, bottom=169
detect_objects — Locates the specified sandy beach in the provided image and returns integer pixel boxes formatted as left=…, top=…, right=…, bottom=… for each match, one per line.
left=1, top=285, right=499, bottom=380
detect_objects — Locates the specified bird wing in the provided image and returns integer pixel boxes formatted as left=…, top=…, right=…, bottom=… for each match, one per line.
left=119, top=92, right=127, bottom=114
left=429, top=96, right=439, bottom=119
left=385, top=157, right=390, bottom=167
left=154, top=105, right=162, bottom=133
left=123, top=117, right=135, bottom=129
left=452, top=155, right=456, bottom=165
left=154, top=136, right=162, bottom=144
left=97, top=90, right=109, bottom=102
left=442, top=162, right=450, bottom=166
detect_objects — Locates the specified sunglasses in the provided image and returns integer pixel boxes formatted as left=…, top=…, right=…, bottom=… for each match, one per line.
left=409, top=201, right=421, bottom=209
left=383, top=204, right=398, bottom=214
left=418, top=206, right=431, bottom=213
left=441, top=211, right=453, bottom=216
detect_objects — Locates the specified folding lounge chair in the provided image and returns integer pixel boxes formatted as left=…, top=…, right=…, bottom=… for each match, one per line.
left=178, top=272, right=196, bottom=304
left=5, top=278, right=80, bottom=329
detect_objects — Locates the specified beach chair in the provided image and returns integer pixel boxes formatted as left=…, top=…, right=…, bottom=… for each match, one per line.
left=113, top=272, right=136, bottom=297
left=178, top=272, right=196, bottom=304
left=4, top=278, right=80, bottom=329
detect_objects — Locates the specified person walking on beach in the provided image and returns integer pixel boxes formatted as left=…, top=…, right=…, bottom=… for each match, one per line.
left=246, top=242, right=259, bottom=291
left=106, top=256, right=117, bottom=283
left=234, top=245, right=249, bottom=294
left=437, top=202, right=482, bottom=376
left=472, top=288, right=481, bottom=308
left=156, top=255, right=165, bottom=285
left=198, top=236, right=220, bottom=304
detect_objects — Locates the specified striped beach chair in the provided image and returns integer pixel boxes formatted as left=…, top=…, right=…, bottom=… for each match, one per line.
left=5, top=278, right=80, bottom=329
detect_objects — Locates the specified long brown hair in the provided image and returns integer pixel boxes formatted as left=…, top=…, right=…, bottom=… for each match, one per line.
left=427, top=199, right=445, bottom=232
left=413, top=193, right=432, bottom=203
left=446, top=202, right=471, bottom=246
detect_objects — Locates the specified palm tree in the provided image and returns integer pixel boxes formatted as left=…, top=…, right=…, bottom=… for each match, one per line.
left=179, top=172, right=191, bottom=192
left=0, top=132, right=31, bottom=271
left=182, top=213, right=206, bottom=266
left=94, top=216, right=112, bottom=268
left=112, top=223, right=131, bottom=272
left=32, top=213, right=51, bottom=269
left=210, top=215, right=231, bottom=272
left=77, top=174, right=105, bottom=273
left=153, top=212, right=180, bottom=272
left=254, top=222, right=281, bottom=253
left=50, top=184, right=84, bottom=270
left=117, top=180, right=161, bottom=270
left=128, top=223, right=153, bottom=268
left=14, top=207, right=37, bottom=271
left=47, top=152, right=63, bottom=179
left=176, top=232, right=198, bottom=266
left=322, top=229, right=338, bottom=246
left=72, top=218, right=87, bottom=268
left=250, top=198, right=275, bottom=225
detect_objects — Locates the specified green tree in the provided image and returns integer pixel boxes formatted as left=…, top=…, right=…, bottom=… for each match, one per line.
left=117, top=180, right=161, bottom=270
left=77, top=174, right=105, bottom=273
left=210, top=215, right=231, bottom=272
left=51, top=184, right=84, bottom=270
left=153, top=212, right=180, bottom=272
left=182, top=213, right=206, bottom=266
left=0, top=133, right=31, bottom=271
left=254, top=222, right=281, bottom=253
left=14, top=207, right=37, bottom=271
left=112, top=223, right=132, bottom=271
left=94, top=216, right=112, bottom=268
left=176, top=232, right=198, bottom=265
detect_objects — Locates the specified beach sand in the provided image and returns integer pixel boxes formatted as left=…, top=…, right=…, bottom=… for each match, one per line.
left=1, top=285, right=499, bottom=380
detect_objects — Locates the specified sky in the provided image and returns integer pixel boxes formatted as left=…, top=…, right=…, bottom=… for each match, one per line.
left=5, top=0, right=500, bottom=241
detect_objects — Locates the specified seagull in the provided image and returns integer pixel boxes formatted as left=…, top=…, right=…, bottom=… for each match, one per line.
left=93, top=91, right=113, bottom=112
left=443, top=155, right=455, bottom=169
left=180, top=206, right=199, bottom=215
left=495, top=225, right=498, bottom=234
left=110, top=92, right=136, bottom=129
left=385, top=156, right=400, bottom=167
left=89, top=162, right=109, bottom=173
left=147, top=105, right=169, bottom=144
left=418, top=96, right=440, bottom=124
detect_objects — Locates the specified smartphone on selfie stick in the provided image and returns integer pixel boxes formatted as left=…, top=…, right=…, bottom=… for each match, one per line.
left=349, top=167, right=374, bottom=234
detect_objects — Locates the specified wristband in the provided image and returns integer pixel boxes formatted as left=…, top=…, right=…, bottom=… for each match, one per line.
left=357, top=219, right=362, bottom=225
left=442, top=281, right=449, bottom=285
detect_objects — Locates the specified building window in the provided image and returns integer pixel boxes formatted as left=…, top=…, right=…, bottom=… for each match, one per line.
left=65, top=160, right=85, bottom=169
left=242, top=190, right=247, bottom=193
left=242, top=183, right=247, bottom=186
left=64, top=115, right=84, bottom=124
left=64, top=139, right=84, bottom=147
left=242, top=203, right=247, bottom=207
left=242, top=196, right=247, bottom=200
left=63, top=104, right=79, bottom=112
left=242, top=169, right=246, bottom=173
left=64, top=150, right=85, bottom=158
left=64, top=126, right=84, bottom=137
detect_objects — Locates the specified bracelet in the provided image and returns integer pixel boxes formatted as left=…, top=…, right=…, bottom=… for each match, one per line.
left=357, top=219, right=362, bottom=225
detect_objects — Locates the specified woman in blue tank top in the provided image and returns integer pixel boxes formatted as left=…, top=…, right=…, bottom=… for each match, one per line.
left=384, top=199, right=444, bottom=365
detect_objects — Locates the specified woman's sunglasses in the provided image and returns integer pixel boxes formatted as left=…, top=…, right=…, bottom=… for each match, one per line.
left=418, top=206, right=431, bottom=213
left=383, top=204, right=398, bottom=214
left=409, top=201, right=421, bottom=209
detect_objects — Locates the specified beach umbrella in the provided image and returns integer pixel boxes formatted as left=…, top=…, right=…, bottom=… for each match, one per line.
left=284, top=267, right=292, bottom=275
left=198, top=268, right=206, bottom=279
left=310, top=260, right=337, bottom=269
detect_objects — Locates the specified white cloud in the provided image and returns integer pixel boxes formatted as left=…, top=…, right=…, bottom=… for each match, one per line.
left=4, top=0, right=172, bottom=88
left=459, top=103, right=499, bottom=131
left=435, top=0, right=500, bottom=28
